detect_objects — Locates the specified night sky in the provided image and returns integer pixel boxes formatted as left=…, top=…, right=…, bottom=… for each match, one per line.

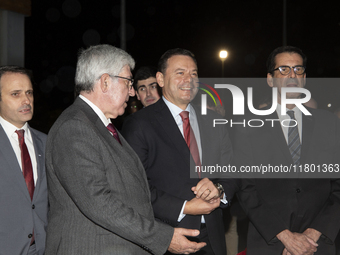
left=24, top=0, right=340, bottom=132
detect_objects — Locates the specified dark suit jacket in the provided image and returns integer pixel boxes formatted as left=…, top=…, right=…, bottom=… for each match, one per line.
left=122, top=98, right=239, bottom=255
left=45, top=97, right=173, bottom=255
left=233, top=107, right=340, bottom=255
left=0, top=124, right=48, bottom=255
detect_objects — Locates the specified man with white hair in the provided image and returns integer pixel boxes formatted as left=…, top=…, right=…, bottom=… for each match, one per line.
left=45, top=44, right=206, bottom=254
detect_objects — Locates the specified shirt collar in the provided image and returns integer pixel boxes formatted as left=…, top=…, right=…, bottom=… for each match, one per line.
left=79, top=95, right=111, bottom=126
left=0, top=115, right=30, bottom=139
left=162, top=96, right=191, bottom=119
left=276, top=103, right=301, bottom=116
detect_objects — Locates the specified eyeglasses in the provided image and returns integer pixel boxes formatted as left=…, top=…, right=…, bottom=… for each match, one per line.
left=110, top=75, right=134, bottom=90
left=272, top=65, right=306, bottom=76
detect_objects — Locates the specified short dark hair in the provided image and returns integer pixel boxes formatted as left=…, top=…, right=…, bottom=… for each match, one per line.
left=0, top=65, right=33, bottom=100
left=267, top=46, right=307, bottom=75
left=133, top=66, right=157, bottom=91
left=158, top=48, right=197, bottom=74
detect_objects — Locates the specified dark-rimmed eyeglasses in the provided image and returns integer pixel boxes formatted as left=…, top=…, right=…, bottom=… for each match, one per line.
left=272, top=65, right=306, bottom=76
left=110, top=75, right=134, bottom=90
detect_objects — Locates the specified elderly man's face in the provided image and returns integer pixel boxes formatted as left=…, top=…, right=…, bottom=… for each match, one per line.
left=104, top=65, right=135, bottom=119
left=0, top=73, right=34, bottom=128
left=157, top=55, right=198, bottom=110
left=136, top=77, right=160, bottom=107
left=267, top=52, right=306, bottom=104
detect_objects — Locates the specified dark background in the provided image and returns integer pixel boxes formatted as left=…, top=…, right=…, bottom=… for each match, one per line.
left=24, top=0, right=340, bottom=132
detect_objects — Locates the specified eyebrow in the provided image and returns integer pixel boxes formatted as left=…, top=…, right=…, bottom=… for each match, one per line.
left=174, top=68, right=198, bottom=72
left=10, top=89, right=33, bottom=93
left=147, top=82, right=157, bottom=86
left=137, top=82, right=157, bottom=89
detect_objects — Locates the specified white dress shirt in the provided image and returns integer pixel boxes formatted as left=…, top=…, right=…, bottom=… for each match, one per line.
left=0, top=116, right=38, bottom=185
left=163, top=97, right=227, bottom=223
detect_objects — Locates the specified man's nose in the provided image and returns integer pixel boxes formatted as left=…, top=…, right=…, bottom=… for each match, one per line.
left=146, top=87, right=151, bottom=96
left=23, top=94, right=32, bottom=104
left=184, top=72, right=192, bottom=83
left=289, top=68, right=297, bottom=78
left=129, top=87, right=136, bottom=97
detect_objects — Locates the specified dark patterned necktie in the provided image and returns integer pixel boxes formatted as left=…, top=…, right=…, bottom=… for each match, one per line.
left=287, top=111, right=301, bottom=166
left=180, top=111, right=201, bottom=178
left=15, top=130, right=34, bottom=200
left=107, top=123, right=122, bottom=145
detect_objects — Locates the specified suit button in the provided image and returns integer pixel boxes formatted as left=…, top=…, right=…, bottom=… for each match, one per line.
left=28, top=234, right=33, bottom=238
left=296, top=188, right=301, bottom=193
left=32, top=204, right=35, bottom=209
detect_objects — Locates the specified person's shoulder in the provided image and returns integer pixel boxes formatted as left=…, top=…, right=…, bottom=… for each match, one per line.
left=30, top=127, right=47, bottom=139
left=127, top=100, right=161, bottom=121
left=192, top=104, right=225, bottom=120
left=306, top=107, right=338, bottom=121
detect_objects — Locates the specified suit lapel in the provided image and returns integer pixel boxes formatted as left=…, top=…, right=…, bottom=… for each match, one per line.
left=300, top=113, right=314, bottom=164
left=195, top=105, right=209, bottom=165
left=30, top=127, right=45, bottom=201
left=76, top=98, right=149, bottom=191
left=154, top=99, right=191, bottom=169
left=0, top=125, right=31, bottom=200
left=267, top=111, right=294, bottom=164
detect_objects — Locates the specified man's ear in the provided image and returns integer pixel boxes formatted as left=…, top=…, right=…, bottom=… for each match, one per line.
left=267, top=73, right=274, bottom=88
left=100, top=73, right=111, bottom=93
left=156, top=72, right=164, bottom=88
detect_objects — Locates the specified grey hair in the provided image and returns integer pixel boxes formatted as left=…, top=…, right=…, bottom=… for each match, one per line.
left=75, top=44, right=135, bottom=94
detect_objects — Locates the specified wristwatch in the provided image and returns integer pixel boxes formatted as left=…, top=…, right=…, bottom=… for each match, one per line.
left=214, top=183, right=224, bottom=197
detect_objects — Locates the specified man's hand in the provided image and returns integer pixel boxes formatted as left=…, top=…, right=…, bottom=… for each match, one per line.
left=191, top=178, right=220, bottom=201
left=277, top=229, right=318, bottom=255
left=168, top=228, right=206, bottom=254
left=282, top=248, right=292, bottom=255
left=183, top=197, right=220, bottom=215
left=303, top=228, right=322, bottom=243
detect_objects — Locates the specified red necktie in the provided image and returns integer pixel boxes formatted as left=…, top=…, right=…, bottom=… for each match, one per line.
left=107, top=123, right=122, bottom=145
left=179, top=111, right=201, bottom=178
left=16, top=129, right=35, bottom=244
left=16, top=130, right=34, bottom=200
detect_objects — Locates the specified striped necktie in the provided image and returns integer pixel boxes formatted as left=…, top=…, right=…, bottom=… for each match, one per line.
left=287, top=111, right=301, bottom=166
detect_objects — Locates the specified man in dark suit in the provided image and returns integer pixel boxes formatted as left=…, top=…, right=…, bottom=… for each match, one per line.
left=234, top=46, right=340, bottom=255
left=122, top=48, right=238, bottom=255
left=45, top=44, right=206, bottom=254
left=0, top=66, right=48, bottom=255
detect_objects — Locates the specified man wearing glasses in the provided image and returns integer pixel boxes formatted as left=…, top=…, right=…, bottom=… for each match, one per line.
left=45, top=44, right=206, bottom=254
left=234, top=46, right=340, bottom=255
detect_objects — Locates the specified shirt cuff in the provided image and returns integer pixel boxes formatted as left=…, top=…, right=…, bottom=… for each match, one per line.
left=221, top=193, right=228, bottom=204
left=177, top=200, right=187, bottom=222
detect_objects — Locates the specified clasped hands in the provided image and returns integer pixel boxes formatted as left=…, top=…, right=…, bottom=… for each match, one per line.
left=168, top=178, right=222, bottom=254
left=277, top=228, right=322, bottom=255
left=184, top=178, right=222, bottom=215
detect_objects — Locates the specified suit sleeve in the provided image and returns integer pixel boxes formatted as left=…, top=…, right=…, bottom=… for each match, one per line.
left=48, top=119, right=173, bottom=255
left=213, top=123, right=240, bottom=205
left=309, top=118, right=340, bottom=243
left=122, top=116, right=186, bottom=227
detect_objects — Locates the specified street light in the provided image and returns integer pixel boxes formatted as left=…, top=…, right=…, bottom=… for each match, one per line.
left=219, top=50, right=228, bottom=77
